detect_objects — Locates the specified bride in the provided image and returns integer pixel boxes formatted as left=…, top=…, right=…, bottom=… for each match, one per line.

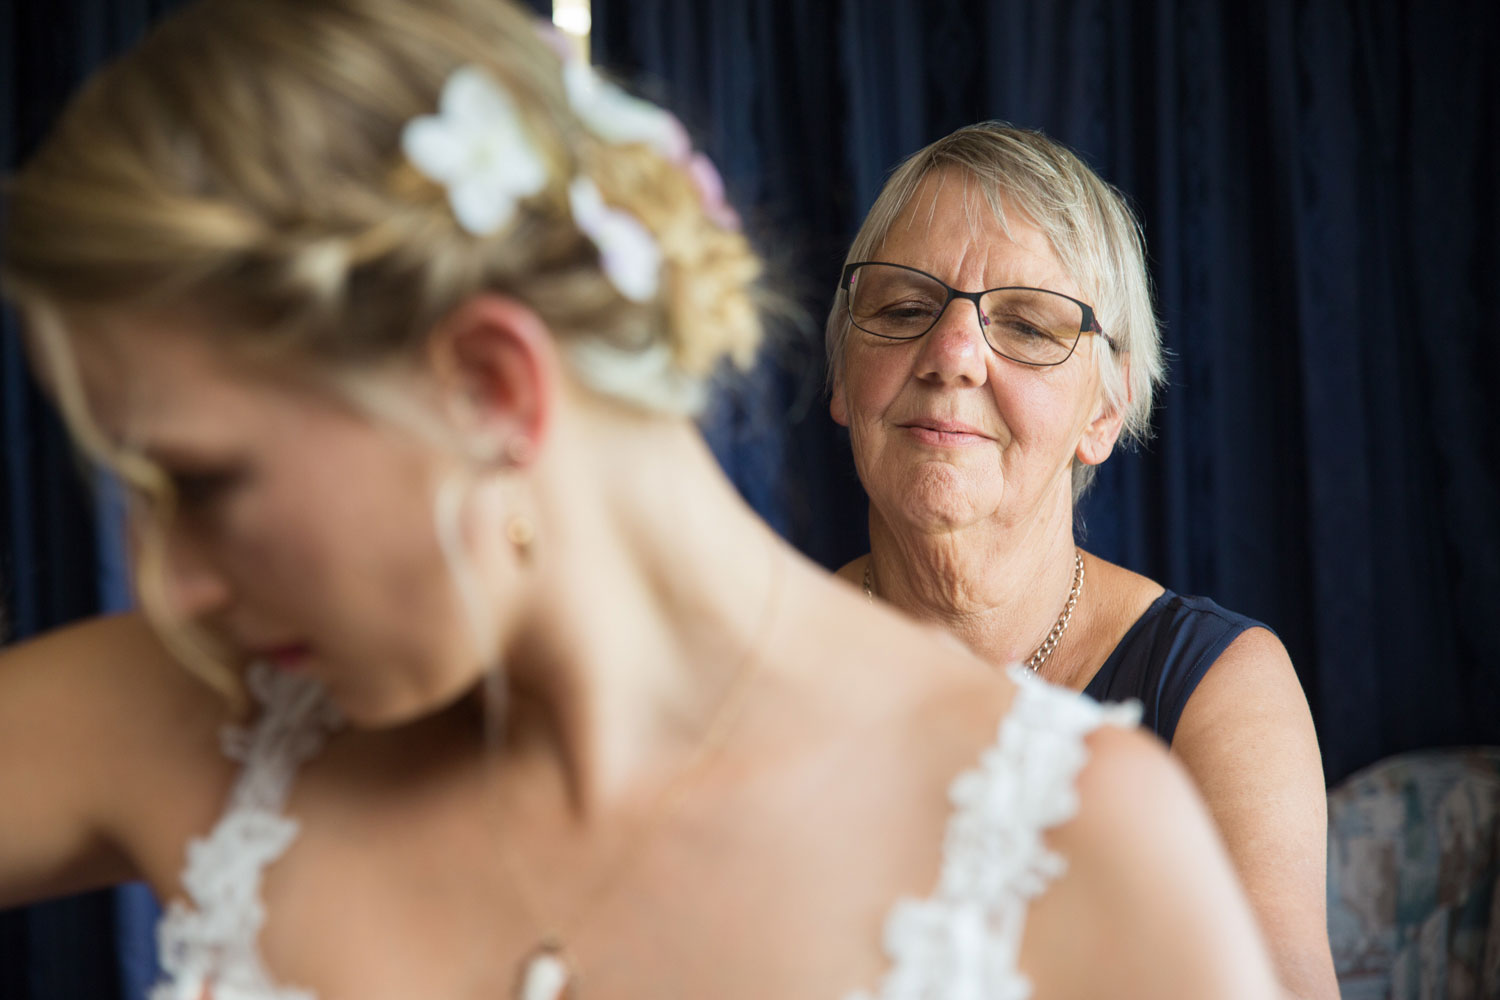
left=0, top=0, right=1278, bottom=997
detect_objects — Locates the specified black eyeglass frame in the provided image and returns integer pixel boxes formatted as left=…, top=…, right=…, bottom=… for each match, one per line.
left=840, top=261, right=1120, bottom=367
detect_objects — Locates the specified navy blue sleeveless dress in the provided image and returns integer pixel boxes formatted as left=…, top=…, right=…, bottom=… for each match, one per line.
left=1081, top=589, right=1270, bottom=746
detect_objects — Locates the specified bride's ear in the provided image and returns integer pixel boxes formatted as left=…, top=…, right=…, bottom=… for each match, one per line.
left=424, top=293, right=558, bottom=466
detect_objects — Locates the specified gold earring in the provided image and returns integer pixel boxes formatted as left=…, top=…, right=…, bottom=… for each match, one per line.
left=506, top=515, right=535, bottom=561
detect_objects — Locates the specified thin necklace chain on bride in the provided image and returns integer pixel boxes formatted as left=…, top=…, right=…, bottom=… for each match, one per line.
left=487, top=550, right=785, bottom=1000
left=863, top=549, right=1084, bottom=675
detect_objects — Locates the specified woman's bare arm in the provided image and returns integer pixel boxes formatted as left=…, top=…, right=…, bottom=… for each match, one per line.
left=1171, top=628, right=1338, bottom=1000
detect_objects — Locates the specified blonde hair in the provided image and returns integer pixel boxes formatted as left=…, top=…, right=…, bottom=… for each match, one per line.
left=826, top=122, right=1165, bottom=501
left=2, top=0, right=764, bottom=706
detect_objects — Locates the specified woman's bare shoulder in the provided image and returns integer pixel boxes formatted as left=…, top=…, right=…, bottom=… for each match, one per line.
left=6, top=610, right=161, bottom=665
left=0, top=613, right=235, bottom=904
left=1023, top=724, right=1280, bottom=1000
left=4, top=612, right=229, bottom=728
left=1081, top=550, right=1166, bottom=625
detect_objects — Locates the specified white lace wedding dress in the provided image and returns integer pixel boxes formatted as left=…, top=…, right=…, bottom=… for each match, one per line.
left=150, top=665, right=1138, bottom=1000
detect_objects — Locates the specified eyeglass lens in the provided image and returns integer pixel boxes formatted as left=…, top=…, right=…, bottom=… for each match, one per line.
left=847, top=263, right=1086, bottom=366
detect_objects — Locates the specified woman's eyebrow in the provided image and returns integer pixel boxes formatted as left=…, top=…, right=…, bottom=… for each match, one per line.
left=135, top=439, right=243, bottom=470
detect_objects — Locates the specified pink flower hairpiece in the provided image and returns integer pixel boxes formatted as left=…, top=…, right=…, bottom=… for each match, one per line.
left=568, top=176, right=661, bottom=303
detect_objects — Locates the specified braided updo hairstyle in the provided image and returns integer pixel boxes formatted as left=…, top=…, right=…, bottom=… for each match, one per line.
left=2, top=0, right=763, bottom=707
left=4, top=0, right=761, bottom=387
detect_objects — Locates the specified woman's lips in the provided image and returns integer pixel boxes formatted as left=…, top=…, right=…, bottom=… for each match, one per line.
left=901, top=422, right=990, bottom=447
left=255, top=644, right=311, bottom=672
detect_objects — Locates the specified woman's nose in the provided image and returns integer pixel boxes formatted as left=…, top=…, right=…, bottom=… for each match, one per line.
left=167, top=559, right=231, bottom=619
left=149, top=521, right=232, bottom=620
left=914, top=299, right=990, bottom=387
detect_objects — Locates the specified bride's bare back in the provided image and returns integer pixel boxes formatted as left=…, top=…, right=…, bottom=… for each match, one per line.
left=0, top=570, right=1272, bottom=999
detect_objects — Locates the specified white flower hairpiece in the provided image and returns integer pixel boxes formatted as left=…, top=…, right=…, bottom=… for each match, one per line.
left=568, top=176, right=662, bottom=303
left=401, top=66, right=548, bottom=235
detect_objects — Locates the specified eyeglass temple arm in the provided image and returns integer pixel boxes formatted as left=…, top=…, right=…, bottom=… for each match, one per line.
left=1083, top=309, right=1122, bottom=353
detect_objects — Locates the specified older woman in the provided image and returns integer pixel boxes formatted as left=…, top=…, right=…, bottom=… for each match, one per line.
left=827, top=123, right=1337, bottom=1000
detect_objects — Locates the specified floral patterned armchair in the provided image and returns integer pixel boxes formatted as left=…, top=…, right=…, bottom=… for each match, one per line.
left=1327, top=748, right=1500, bottom=999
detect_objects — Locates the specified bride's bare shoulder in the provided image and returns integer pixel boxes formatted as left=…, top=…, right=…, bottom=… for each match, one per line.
left=1022, top=724, right=1281, bottom=1000
left=2, top=612, right=231, bottom=751
left=0, top=614, right=236, bottom=905
left=6, top=609, right=158, bottom=661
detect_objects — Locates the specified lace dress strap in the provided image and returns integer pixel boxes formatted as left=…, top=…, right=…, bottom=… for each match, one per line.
left=848, top=668, right=1141, bottom=1000
left=152, top=663, right=340, bottom=1000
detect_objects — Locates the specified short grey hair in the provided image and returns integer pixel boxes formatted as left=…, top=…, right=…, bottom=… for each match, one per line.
left=825, top=122, right=1165, bottom=500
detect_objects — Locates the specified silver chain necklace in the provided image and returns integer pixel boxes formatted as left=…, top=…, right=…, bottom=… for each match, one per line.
left=863, top=549, right=1084, bottom=674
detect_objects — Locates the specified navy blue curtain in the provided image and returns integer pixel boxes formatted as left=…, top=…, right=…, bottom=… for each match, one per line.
left=3, top=1, right=189, bottom=994
left=594, top=0, right=1500, bottom=785
left=4, top=0, right=1498, bottom=995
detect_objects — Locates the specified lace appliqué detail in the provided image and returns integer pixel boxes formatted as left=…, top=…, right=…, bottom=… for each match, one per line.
left=152, top=664, right=341, bottom=1000
left=846, top=669, right=1141, bottom=1000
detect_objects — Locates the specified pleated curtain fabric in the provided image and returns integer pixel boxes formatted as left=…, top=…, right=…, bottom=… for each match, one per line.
left=3, top=0, right=1500, bottom=996
left=592, top=0, right=1500, bottom=784
left=3, top=1, right=186, bottom=993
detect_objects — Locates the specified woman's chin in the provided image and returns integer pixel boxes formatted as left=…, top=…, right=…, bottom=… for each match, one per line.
left=878, top=464, right=996, bottom=533
left=323, top=671, right=480, bottom=730
left=884, top=498, right=992, bottom=537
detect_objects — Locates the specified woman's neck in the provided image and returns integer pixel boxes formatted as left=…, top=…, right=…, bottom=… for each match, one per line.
left=866, top=491, right=1079, bottom=670
left=491, top=408, right=786, bottom=820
